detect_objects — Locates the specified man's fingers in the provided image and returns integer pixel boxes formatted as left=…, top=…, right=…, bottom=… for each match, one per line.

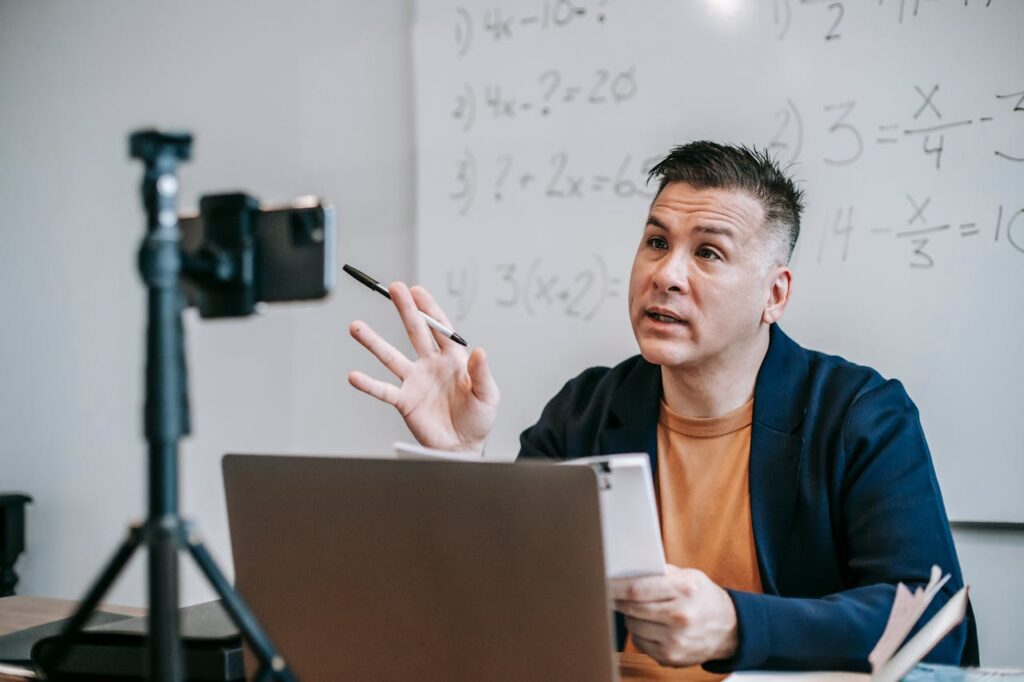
left=348, top=371, right=402, bottom=407
left=627, top=618, right=697, bottom=668
left=627, top=630, right=665, bottom=659
left=389, top=282, right=437, bottom=357
left=616, top=598, right=681, bottom=627
left=611, top=566, right=700, bottom=602
left=624, top=617, right=670, bottom=646
left=349, top=320, right=412, bottom=379
left=409, top=285, right=457, bottom=349
left=467, top=347, right=500, bottom=405
left=409, top=285, right=456, bottom=332
left=610, top=574, right=678, bottom=602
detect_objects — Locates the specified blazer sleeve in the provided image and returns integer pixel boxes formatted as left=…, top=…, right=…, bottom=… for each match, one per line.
left=706, top=379, right=971, bottom=672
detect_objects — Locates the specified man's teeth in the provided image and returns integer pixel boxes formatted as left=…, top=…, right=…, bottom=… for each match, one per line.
left=650, top=312, right=680, bottom=323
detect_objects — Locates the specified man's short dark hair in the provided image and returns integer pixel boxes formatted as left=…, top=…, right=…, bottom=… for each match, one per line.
left=647, top=141, right=804, bottom=265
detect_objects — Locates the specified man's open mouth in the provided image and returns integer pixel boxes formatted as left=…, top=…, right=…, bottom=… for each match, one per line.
left=646, top=309, right=686, bottom=324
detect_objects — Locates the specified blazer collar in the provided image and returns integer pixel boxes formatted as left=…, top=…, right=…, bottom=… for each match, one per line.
left=599, top=357, right=662, bottom=473
left=752, top=324, right=810, bottom=433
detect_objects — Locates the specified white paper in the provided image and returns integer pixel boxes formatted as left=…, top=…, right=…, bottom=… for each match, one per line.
left=559, top=454, right=666, bottom=579
left=727, top=673, right=868, bottom=682
left=0, top=662, right=38, bottom=679
left=393, top=441, right=487, bottom=462
left=391, top=445, right=663, bottom=578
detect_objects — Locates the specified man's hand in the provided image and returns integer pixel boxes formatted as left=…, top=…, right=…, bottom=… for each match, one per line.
left=611, top=565, right=739, bottom=668
left=348, top=282, right=499, bottom=452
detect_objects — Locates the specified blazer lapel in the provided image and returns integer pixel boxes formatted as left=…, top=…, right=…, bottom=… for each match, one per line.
left=597, top=359, right=662, bottom=477
left=749, top=325, right=809, bottom=594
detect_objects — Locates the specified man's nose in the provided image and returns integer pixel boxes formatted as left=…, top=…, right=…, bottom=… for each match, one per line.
left=652, top=252, right=689, bottom=294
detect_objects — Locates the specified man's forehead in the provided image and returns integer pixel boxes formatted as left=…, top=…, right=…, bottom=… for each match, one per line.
left=648, top=182, right=765, bottom=229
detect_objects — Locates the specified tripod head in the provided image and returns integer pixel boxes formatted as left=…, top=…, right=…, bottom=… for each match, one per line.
left=129, top=129, right=192, bottom=165
left=130, top=130, right=192, bottom=248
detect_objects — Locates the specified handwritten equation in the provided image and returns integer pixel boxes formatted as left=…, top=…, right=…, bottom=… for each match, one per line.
left=443, top=253, right=623, bottom=322
left=817, top=198, right=1024, bottom=269
left=768, top=84, right=1024, bottom=169
left=452, top=66, right=638, bottom=131
left=454, top=1, right=609, bottom=57
left=773, top=0, right=994, bottom=42
left=449, top=150, right=660, bottom=215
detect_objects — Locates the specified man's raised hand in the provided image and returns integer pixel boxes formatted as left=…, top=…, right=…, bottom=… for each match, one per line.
left=348, top=282, right=499, bottom=453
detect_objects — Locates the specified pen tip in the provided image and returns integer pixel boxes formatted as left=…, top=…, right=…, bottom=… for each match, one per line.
left=451, top=332, right=468, bottom=347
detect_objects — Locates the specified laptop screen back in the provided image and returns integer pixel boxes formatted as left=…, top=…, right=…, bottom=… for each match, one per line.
left=222, top=454, right=617, bottom=681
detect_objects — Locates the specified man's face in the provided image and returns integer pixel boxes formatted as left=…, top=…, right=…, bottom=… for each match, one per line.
left=628, top=181, right=783, bottom=371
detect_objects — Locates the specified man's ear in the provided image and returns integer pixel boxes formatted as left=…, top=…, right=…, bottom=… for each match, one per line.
left=762, top=266, right=792, bottom=325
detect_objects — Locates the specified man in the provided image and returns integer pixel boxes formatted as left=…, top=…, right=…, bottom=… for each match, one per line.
left=347, top=142, right=978, bottom=674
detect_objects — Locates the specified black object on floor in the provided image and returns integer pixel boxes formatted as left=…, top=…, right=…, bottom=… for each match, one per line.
left=0, top=610, right=132, bottom=665
left=31, top=600, right=243, bottom=681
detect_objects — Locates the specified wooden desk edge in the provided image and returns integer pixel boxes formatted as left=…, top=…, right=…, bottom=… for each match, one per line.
left=0, top=595, right=146, bottom=637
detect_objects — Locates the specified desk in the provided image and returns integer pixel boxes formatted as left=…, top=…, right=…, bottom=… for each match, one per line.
left=1, top=597, right=705, bottom=681
left=0, top=595, right=144, bottom=637
left=0, top=596, right=145, bottom=681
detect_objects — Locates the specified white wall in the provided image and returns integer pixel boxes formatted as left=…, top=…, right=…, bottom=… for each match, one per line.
left=0, top=0, right=1020, bottom=668
left=0, top=0, right=415, bottom=607
left=954, top=527, right=1024, bottom=667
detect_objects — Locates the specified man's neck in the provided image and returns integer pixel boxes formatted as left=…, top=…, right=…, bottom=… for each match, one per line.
left=660, top=328, right=771, bottom=419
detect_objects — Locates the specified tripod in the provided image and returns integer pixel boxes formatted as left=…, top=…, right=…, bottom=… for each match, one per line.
left=36, top=130, right=298, bottom=682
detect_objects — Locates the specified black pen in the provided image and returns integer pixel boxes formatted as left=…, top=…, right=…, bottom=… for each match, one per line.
left=343, top=264, right=469, bottom=347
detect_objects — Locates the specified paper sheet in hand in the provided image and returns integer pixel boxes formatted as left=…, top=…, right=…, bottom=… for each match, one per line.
left=559, top=454, right=666, bottom=579
left=393, top=441, right=486, bottom=462
left=393, top=444, right=665, bottom=578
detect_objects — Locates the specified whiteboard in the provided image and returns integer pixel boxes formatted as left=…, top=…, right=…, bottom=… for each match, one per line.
left=412, top=0, right=1024, bottom=522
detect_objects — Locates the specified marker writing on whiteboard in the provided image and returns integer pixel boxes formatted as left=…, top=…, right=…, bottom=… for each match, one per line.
left=343, top=264, right=469, bottom=347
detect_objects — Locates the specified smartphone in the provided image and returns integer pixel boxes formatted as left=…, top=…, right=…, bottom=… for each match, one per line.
left=178, top=194, right=335, bottom=317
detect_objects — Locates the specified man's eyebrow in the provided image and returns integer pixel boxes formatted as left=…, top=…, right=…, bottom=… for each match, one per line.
left=695, top=225, right=735, bottom=240
left=645, top=215, right=669, bottom=230
left=645, top=216, right=737, bottom=241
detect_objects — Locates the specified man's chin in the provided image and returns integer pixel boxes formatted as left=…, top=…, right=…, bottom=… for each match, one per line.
left=636, top=339, right=697, bottom=368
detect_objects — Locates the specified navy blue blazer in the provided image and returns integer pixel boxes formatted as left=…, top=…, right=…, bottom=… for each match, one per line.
left=518, top=324, right=978, bottom=671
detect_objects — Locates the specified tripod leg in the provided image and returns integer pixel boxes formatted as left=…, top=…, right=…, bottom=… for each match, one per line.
left=183, top=525, right=298, bottom=682
left=35, top=524, right=144, bottom=675
left=149, top=516, right=184, bottom=682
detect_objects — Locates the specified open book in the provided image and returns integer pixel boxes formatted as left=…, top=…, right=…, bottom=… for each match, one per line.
left=727, top=566, right=969, bottom=682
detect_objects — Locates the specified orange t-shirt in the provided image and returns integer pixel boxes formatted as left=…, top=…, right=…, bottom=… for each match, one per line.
left=622, top=398, right=763, bottom=681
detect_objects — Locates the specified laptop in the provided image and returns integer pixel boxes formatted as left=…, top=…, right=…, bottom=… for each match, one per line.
left=222, top=454, right=619, bottom=681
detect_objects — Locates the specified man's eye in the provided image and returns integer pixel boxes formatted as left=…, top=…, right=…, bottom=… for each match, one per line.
left=647, top=236, right=668, bottom=250
left=696, top=246, right=720, bottom=260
